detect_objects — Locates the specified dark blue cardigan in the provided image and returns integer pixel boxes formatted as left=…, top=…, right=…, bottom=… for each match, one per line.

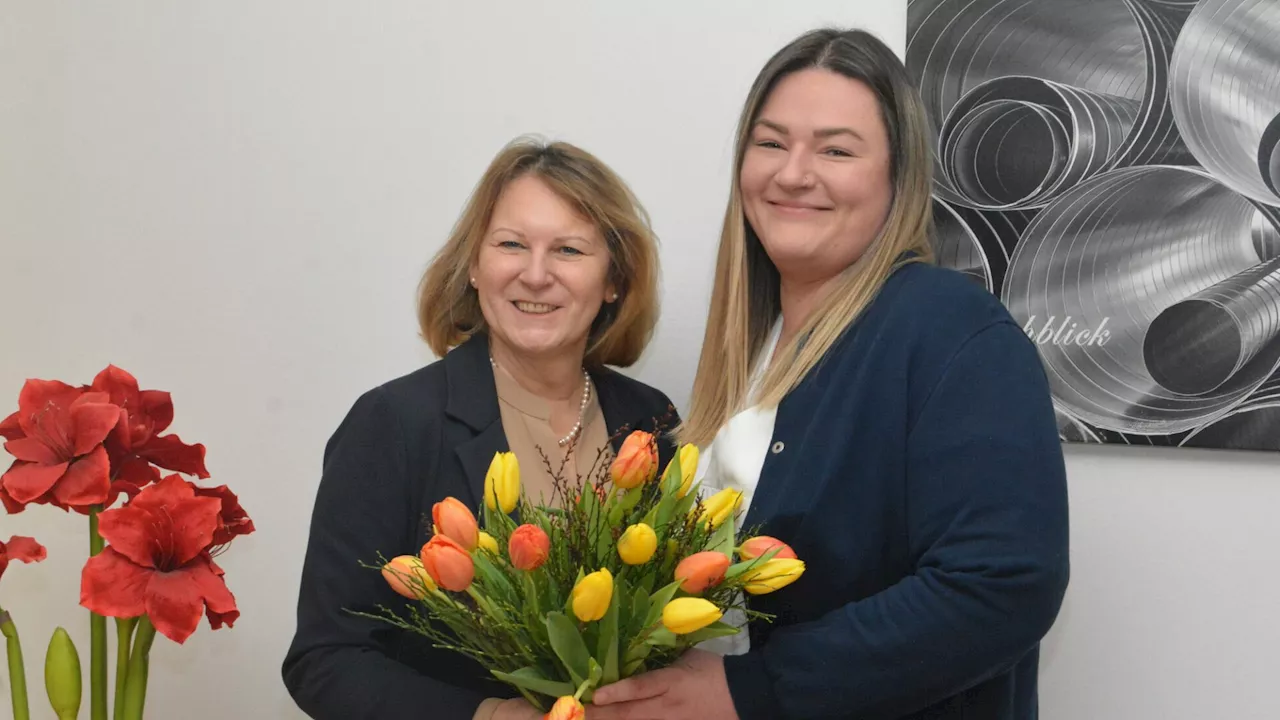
left=722, top=262, right=1070, bottom=720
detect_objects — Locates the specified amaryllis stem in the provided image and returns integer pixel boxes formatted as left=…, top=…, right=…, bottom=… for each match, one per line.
left=120, top=616, right=155, bottom=720
left=89, top=507, right=108, bottom=720
left=112, top=618, right=137, bottom=720
left=1, top=606, right=31, bottom=720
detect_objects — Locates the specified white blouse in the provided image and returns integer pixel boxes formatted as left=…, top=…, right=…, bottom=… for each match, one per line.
left=693, top=317, right=783, bottom=656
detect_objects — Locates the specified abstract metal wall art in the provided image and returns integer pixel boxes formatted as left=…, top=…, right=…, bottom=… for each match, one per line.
left=908, top=0, right=1280, bottom=451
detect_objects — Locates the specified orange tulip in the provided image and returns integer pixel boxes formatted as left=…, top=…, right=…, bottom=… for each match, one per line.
left=381, top=555, right=435, bottom=599
left=739, top=535, right=797, bottom=561
left=610, top=430, right=657, bottom=489
left=545, top=695, right=585, bottom=720
left=674, top=551, right=730, bottom=594
left=432, top=497, right=479, bottom=551
left=419, top=535, right=474, bottom=592
left=508, top=524, right=551, bottom=571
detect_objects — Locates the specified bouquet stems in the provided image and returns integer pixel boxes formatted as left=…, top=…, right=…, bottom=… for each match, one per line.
left=89, top=508, right=108, bottom=720
left=113, top=618, right=137, bottom=720
left=120, top=616, right=156, bottom=720
left=1, top=606, right=30, bottom=720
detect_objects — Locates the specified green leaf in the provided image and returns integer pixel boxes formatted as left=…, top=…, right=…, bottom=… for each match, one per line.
left=643, top=580, right=683, bottom=629
left=545, top=612, right=592, bottom=687
left=472, top=549, right=516, bottom=602
left=629, top=586, right=650, bottom=639
left=579, top=477, right=603, bottom=519
left=679, top=621, right=741, bottom=645
left=597, top=577, right=621, bottom=684
left=593, top=529, right=614, bottom=570
left=601, top=628, right=620, bottom=685
left=608, top=486, right=644, bottom=529
left=565, top=568, right=586, bottom=615
left=708, top=508, right=736, bottom=557
left=654, top=489, right=678, bottom=531
left=672, top=486, right=700, bottom=519
left=640, top=504, right=660, bottom=531
left=579, top=657, right=606, bottom=704
left=661, top=451, right=683, bottom=496
left=621, top=487, right=645, bottom=512
left=724, top=547, right=781, bottom=581
left=491, top=667, right=576, bottom=698
left=644, top=627, right=679, bottom=647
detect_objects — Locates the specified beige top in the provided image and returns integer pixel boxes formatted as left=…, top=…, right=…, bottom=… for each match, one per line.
left=492, top=363, right=615, bottom=509
left=474, top=367, right=615, bottom=719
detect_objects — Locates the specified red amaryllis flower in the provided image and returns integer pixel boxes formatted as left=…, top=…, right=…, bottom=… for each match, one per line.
left=90, top=366, right=210, bottom=502
left=0, top=379, right=119, bottom=511
left=0, top=535, right=47, bottom=582
left=80, top=475, right=238, bottom=644
left=193, top=484, right=255, bottom=549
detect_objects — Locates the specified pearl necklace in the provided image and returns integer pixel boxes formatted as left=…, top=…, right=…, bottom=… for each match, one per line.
left=490, top=356, right=591, bottom=447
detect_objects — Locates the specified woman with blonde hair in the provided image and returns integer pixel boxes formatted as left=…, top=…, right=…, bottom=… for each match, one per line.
left=283, top=137, right=678, bottom=720
left=590, top=27, right=1069, bottom=720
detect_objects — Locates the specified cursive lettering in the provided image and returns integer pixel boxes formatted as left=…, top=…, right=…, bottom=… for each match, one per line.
left=1022, top=315, right=1111, bottom=347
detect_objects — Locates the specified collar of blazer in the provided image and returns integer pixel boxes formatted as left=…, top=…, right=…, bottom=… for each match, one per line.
left=442, top=332, right=638, bottom=509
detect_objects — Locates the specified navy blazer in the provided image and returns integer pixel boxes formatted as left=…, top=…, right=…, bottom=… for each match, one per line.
left=722, top=263, right=1070, bottom=720
left=282, top=333, right=678, bottom=720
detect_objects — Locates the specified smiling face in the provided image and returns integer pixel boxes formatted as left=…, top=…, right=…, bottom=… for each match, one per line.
left=471, top=173, right=616, bottom=365
left=739, top=68, right=894, bottom=284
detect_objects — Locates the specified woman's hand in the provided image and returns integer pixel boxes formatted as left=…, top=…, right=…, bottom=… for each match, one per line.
left=587, top=649, right=739, bottom=720
left=490, top=697, right=544, bottom=720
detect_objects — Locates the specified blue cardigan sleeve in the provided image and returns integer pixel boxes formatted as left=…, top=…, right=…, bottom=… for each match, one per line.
left=724, top=321, right=1070, bottom=719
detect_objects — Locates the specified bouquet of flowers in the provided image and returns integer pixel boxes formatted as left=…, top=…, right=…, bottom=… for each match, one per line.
left=360, top=428, right=805, bottom=717
left=0, top=366, right=253, bottom=720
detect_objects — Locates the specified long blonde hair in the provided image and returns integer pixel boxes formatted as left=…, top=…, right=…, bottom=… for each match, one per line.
left=680, top=28, right=936, bottom=446
left=417, top=136, right=661, bottom=368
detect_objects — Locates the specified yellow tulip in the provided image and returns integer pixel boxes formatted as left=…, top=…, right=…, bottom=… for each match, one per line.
left=661, top=597, right=722, bottom=635
left=697, top=487, right=743, bottom=529
left=660, top=443, right=701, bottom=497
left=381, top=554, right=436, bottom=599
left=571, top=568, right=613, bottom=622
left=484, top=451, right=520, bottom=513
left=617, top=523, right=658, bottom=565
left=741, top=558, right=806, bottom=595
left=477, top=531, right=499, bottom=554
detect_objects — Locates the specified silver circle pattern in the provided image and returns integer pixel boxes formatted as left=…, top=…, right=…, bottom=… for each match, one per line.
left=1169, top=0, right=1280, bottom=205
left=1000, top=165, right=1280, bottom=435
left=910, top=0, right=1280, bottom=450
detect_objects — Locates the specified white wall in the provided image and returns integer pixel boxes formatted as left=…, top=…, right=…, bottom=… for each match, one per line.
left=0, top=2, right=1276, bottom=719
left=1043, top=445, right=1280, bottom=720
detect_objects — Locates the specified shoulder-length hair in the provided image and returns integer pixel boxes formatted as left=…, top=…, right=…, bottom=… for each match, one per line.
left=680, top=28, right=936, bottom=446
left=417, top=136, right=661, bottom=368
